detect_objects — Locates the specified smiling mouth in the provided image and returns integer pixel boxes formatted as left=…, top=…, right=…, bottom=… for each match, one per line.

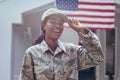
left=53, top=29, right=62, bottom=36
left=53, top=29, right=60, bottom=33
left=54, top=29, right=60, bottom=32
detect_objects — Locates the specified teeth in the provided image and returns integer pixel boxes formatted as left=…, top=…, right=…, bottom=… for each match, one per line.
left=53, top=30, right=60, bottom=33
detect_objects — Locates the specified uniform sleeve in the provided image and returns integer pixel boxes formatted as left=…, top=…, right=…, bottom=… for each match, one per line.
left=77, top=28, right=104, bottom=70
left=19, top=53, right=35, bottom=80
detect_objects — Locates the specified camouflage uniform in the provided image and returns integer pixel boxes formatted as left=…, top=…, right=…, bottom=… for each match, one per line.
left=19, top=29, right=104, bottom=80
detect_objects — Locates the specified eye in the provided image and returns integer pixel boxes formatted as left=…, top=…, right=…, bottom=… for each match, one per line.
left=50, top=21, right=56, bottom=24
left=59, top=22, right=64, bottom=26
left=50, top=20, right=56, bottom=24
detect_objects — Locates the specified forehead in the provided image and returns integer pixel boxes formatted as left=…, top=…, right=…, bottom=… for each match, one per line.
left=47, top=15, right=65, bottom=21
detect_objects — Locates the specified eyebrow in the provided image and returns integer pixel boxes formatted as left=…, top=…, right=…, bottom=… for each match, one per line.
left=49, top=18, right=64, bottom=23
left=48, top=16, right=64, bottom=21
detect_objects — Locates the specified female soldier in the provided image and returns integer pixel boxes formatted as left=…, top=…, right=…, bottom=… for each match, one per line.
left=19, top=8, right=104, bottom=80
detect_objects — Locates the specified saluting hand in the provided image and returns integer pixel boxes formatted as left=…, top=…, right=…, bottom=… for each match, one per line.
left=67, top=19, right=85, bottom=34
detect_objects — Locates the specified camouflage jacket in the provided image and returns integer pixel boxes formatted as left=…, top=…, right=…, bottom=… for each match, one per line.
left=19, top=29, right=104, bottom=80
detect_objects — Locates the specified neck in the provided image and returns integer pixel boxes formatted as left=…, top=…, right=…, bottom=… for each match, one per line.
left=45, top=38, right=58, bottom=52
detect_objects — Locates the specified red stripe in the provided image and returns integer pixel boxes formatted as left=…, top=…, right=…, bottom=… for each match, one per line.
left=65, top=26, right=114, bottom=30
left=79, top=21, right=114, bottom=24
left=78, top=1, right=115, bottom=6
left=90, top=27, right=114, bottom=30
left=78, top=8, right=115, bottom=12
left=66, top=14, right=115, bottom=18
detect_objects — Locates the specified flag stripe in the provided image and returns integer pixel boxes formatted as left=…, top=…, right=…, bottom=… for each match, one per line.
left=65, top=24, right=114, bottom=29
left=66, top=14, right=114, bottom=18
left=78, top=8, right=115, bottom=12
left=68, top=17, right=114, bottom=22
left=64, top=22, right=114, bottom=28
left=78, top=1, right=115, bottom=6
left=82, top=24, right=114, bottom=28
left=59, top=10, right=115, bottom=16
left=79, top=21, right=114, bottom=24
left=78, top=5, right=115, bottom=10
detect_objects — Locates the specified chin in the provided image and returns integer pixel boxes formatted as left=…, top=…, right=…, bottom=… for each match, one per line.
left=53, top=36, right=60, bottom=41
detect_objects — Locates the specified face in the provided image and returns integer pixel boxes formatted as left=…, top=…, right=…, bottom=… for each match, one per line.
left=43, top=15, right=65, bottom=41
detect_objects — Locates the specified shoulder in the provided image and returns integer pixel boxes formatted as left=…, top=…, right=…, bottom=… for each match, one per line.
left=62, top=42, right=83, bottom=52
left=25, top=40, right=48, bottom=55
left=25, top=44, right=40, bottom=54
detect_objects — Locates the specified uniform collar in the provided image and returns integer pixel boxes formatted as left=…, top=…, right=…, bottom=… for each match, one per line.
left=38, top=40, right=66, bottom=55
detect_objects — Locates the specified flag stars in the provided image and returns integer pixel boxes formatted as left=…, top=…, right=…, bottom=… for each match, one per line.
left=56, top=0, right=78, bottom=11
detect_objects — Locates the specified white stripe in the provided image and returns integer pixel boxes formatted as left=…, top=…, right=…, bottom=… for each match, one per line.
left=82, top=23, right=114, bottom=28
left=59, top=10, right=115, bottom=16
left=68, top=17, right=114, bottom=22
left=64, top=23, right=114, bottom=28
left=78, top=5, right=115, bottom=10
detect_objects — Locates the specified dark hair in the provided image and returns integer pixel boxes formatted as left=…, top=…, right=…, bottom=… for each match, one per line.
left=33, top=16, right=52, bottom=45
left=33, top=29, right=45, bottom=45
left=33, top=17, right=49, bottom=45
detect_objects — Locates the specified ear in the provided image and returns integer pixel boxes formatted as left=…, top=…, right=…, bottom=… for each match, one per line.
left=41, top=21, right=46, bottom=30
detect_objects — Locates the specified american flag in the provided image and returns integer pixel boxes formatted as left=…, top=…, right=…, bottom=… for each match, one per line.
left=56, top=0, right=115, bottom=29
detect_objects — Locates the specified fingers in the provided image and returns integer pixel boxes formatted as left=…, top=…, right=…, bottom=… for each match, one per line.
left=67, top=19, right=76, bottom=26
left=66, top=18, right=85, bottom=33
left=66, top=19, right=72, bottom=25
left=67, top=19, right=82, bottom=27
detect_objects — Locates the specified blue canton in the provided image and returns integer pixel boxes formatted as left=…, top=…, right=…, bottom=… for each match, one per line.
left=56, top=0, right=78, bottom=11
